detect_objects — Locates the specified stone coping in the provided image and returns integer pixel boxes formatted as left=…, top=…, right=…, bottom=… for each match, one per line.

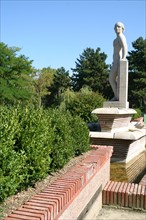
left=90, top=132, right=114, bottom=139
left=92, top=108, right=136, bottom=115
left=90, top=129, right=145, bottom=140
left=114, top=129, right=145, bottom=140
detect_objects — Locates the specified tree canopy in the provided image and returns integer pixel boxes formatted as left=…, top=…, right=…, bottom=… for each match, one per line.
left=0, top=42, right=35, bottom=105
left=44, top=67, right=72, bottom=107
left=71, top=47, right=110, bottom=98
left=127, top=37, right=146, bottom=111
left=34, top=67, right=55, bottom=107
left=1, top=38, right=145, bottom=113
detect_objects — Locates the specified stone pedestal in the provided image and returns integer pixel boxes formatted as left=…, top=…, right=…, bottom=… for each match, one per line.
left=92, top=108, right=136, bottom=133
left=91, top=107, right=146, bottom=163
left=103, top=101, right=129, bottom=108
left=118, top=60, right=129, bottom=107
left=90, top=131, right=145, bottom=163
left=104, top=60, right=129, bottom=108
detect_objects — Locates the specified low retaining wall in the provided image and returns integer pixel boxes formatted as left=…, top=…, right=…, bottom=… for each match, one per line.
left=103, top=181, right=146, bottom=210
left=5, top=146, right=113, bottom=220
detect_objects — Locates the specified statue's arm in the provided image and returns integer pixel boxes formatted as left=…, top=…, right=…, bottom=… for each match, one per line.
left=118, top=35, right=127, bottom=60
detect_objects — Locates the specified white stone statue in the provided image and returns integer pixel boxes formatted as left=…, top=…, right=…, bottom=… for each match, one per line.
left=109, top=22, right=128, bottom=101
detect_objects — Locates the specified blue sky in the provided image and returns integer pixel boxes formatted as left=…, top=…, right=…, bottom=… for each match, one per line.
left=1, top=0, right=146, bottom=74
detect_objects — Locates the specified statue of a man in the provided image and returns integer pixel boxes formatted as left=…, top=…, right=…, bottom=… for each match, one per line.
left=109, top=22, right=128, bottom=101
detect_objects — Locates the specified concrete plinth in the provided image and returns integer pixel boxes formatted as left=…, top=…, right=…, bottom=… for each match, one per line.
left=90, top=127, right=146, bottom=163
left=91, top=107, right=145, bottom=163
left=92, top=108, right=136, bottom=133
left=103, top=101, right=129, bottom=108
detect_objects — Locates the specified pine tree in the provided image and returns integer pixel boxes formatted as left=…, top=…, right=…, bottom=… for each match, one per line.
left=71, top=47, right=110, bottom=98
left=127, top=37, right=146, bottom=111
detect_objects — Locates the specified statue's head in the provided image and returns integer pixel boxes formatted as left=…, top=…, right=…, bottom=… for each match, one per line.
left=114, top=22, right=125, bottom=33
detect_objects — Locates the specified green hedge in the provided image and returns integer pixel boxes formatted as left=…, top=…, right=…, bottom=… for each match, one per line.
left=0, top=106, right=90, bottom=202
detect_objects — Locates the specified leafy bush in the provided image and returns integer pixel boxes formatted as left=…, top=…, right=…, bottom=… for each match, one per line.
left=0, top=106, right=90, bottom=202
left=17, top=107, right=53, bottom=185
left=132, top=108, right=142, bottom=120
left=69, top=115, right=90, bottom=156
left=47, top=109, right=74, bottom=170
left=0, top=106, right=26, bottom=201
left=48, top=109, right=90, bottom=170
left=60, top=87, right=105, bottom=122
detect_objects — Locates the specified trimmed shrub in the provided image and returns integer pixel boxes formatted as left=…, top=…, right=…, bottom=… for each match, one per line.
left=17, top=107, right=53, bottom=185
left=48, top=109, right=74, bottom=170
left=69, top=115, right=90, bottom=156
left=0, top=106, right=26, bottom=201
left=48, top=109, right=90, bottom=169
left=0, top=106, right=90, bottom=202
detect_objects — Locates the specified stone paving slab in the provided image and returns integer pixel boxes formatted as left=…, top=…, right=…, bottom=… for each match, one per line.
left=96, top=207, right=146, bottom=220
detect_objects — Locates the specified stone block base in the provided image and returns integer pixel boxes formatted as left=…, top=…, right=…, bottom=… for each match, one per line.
left=103, top=101, right=129, bottom=109
left=90, top=136, right=145, bottom=163
left=91, top=108, right=136, bottom=133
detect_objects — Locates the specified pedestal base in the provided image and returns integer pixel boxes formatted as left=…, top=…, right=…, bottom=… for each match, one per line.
left=103, top=101, right=129, bottom=109
left=91, top=107, right=145, bottom=163
left=92, top=108, right=136, bottom=132
left=90, top=133, right=145, bottom=163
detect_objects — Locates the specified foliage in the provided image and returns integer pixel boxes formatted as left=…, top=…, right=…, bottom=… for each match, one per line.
left=71, top=47, right=110, bottom=98
left=132, top=108, right=142, bottom=120
left=0, top=42, right=35, bottom=105
left=127, top=37, right=146, bottom=111
left=46, top=109, right=90, bottom=170
left=60, top=87, right=105, bottom=122
left=34, top=67, right=55, bottom=108
left=0, top=106, right=26, bottom=201
left=0, top=106, right=89, bottom=202
left=45, top=67, right=72, bottom=107
left=47, top=109, right=74, bottom=170
left=15, top=107, right=54, bottom=185
left=69, top=115, right=90, bottom=156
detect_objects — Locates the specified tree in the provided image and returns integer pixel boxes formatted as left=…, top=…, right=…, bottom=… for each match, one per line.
left=71, top=47, right=110, bottom=98
left=127, top=37, right=146, bottom=111
left=46, top=67, right=72, bottom=107
left=34, top=67, right=55, bottom=108
left=0, top=42, right=35, bottom=105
